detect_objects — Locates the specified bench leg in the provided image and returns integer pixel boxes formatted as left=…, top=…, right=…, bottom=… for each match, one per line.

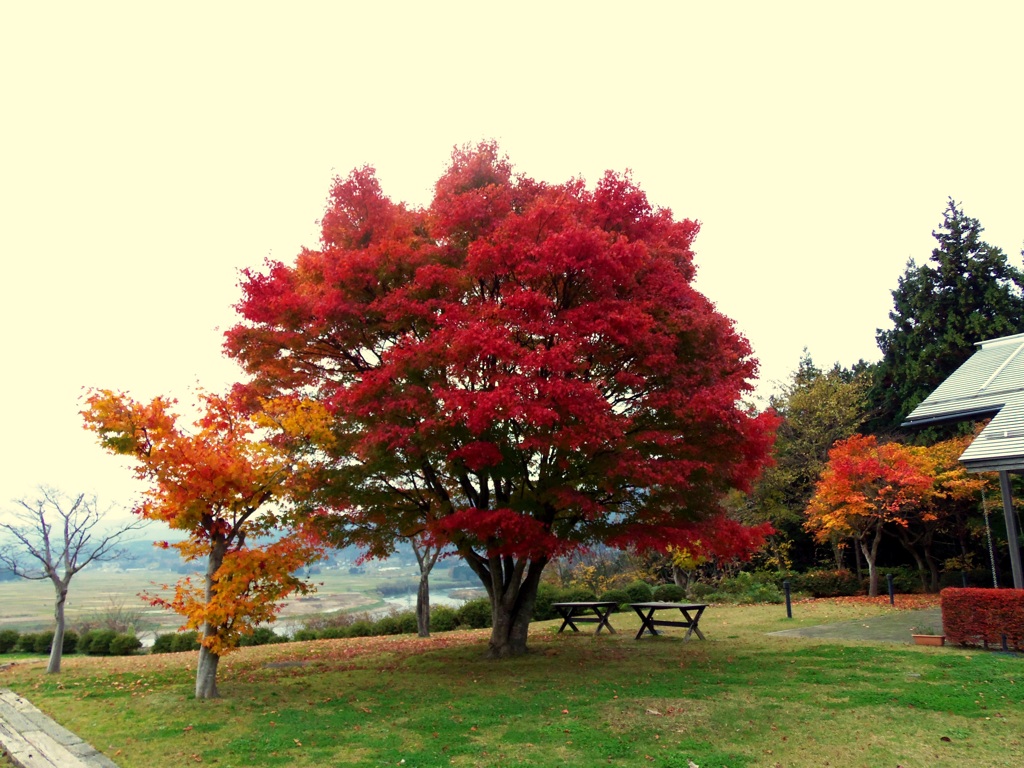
left=594, top=608, right=617, bottom=635
left=556, top=610, right=580, bottom=633
left=634, top=610, right=659, bottom=639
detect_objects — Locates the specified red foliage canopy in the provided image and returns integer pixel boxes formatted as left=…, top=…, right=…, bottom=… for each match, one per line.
left=226, top=143, right=776, bottom=567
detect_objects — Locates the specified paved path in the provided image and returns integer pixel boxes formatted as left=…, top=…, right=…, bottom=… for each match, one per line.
left=0, top=689, right=119, bottom=768
left=768, top=607, right=943, bottom=643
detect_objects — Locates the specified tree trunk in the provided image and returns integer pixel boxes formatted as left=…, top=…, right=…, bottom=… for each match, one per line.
left=416, top=572, right=430, bottom=638
left=411, top=539, right=439, bottom=638
left=830, top=535, right=844, bottom=571
left=195, top=538, right=226, bottom=699
left=47, top=582, right=68, bottom=674
left=860, top=527, right=884, bottom=597
left=894, top=531, right=929, bottom=592
left=195, top=645, right=221, bottom=700
left=924, top=550, right=941, bottom=593
left=671, top=565, right=691, bottom=591
left=485, top=557, right=546, bottom=658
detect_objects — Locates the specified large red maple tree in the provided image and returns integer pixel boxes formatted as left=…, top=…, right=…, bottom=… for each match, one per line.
left=227, top=143, right=777, bottom=657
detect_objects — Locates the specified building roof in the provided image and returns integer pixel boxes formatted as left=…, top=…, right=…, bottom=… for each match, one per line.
left=901, top=332, right=1024, bottom=472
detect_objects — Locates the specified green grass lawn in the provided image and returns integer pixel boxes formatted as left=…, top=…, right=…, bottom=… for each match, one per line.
left=2, top=600, right=1021, bottom=768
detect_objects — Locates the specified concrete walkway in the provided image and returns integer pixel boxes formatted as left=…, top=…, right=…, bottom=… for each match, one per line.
left=0, top=689, right=119, bottom=768
left=768, top=607, right=943, bottom=643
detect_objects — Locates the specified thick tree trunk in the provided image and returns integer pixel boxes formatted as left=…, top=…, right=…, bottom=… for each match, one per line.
left=485, top=557, right=547, bottom=658
left=47, top=582, right=68, bottom=674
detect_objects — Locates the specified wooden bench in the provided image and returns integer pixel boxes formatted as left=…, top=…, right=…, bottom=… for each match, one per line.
left=550, top=601, right=619, bottom=634
left=630, top=602, right=708, bottom=640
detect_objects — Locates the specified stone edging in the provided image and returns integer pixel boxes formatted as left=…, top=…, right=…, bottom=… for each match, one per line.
left=0, top=689, right=119, bottom=767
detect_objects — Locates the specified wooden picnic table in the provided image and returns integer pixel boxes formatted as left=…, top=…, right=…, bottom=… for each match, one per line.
left=551, top=601, right=619, bottom=634
left=630, top=602, right=708, bottom=640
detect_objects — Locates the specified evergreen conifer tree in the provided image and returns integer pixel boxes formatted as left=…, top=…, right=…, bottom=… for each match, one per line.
left=868, top=198, right=1024, bottom=434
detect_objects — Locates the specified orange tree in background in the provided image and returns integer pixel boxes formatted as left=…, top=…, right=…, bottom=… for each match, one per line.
left=82, top=389, right=324, bottom=699
left=902, top=435, right=990, bottom=591
left=805, top=434, right=934, bottom=596
left=225, top=142, right=778, bottom=658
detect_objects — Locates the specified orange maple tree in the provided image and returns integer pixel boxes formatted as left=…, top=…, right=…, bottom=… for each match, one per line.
left=805, top=434, right=933, bottom=596
left=82, top=389, right=323, bottom=699
left=898, top=435, right=990, bottom=591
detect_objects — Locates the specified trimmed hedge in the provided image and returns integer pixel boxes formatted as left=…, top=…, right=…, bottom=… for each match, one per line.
left=0, top=629, right=18, bottom=654
left=598, top=589, right=631, bottom=610
left=430, top=605, right=459, bottom=632
left=941, top=587, right=1024, bottom=650
left=456, top=598, right=492, bottom=629
left=109, top=634, right=142, bottom=656
left=151, top=631, right=203, bottom=654
left=788, top=569, right=861, bottom=598
left=624, top=580, right=654, bottom=603
left=652, top=584, right=686, bottom=602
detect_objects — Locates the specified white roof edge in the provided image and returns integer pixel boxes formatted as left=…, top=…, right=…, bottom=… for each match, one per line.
left=977, top=332, right=1024, bottom=348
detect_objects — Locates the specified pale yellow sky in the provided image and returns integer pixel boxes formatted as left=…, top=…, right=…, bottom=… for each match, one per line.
left=3, top=2, right=1023, bottom=512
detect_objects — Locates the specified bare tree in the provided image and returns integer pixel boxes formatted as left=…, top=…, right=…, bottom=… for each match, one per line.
left=0, top=487, right=147, bottom=673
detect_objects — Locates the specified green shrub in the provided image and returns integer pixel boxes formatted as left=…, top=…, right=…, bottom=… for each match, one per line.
left=0, top=629, right=19, bottom=654
left=598, top=588, right=631, bottom=610
left=61, top=630, right=79, bottom=655
left=238, top=627, right=284, bottom=647
left=32, top=631, right=55, bottom=654
left=151, top=633, right=175, bottom=654
left=652, top=583, right=686, bottom=602
left=625, top=580, right=654, bottom=603
left=292, top=628, right=319, bottom=642
left=557, top=586, right=598, bottom=603
left=110, top=633, right=142, bottom=656
left=430, top=605, right=459, bottom=632
left=318, top=626, right=350, bottom=640
left=170, top=631, right=201, bottom=653
left=532, top=582, right=561, bottom=621
left=688, top=581, right=715, bottom=600
left=373, top=615, right=403, bottom=636
left=886, top=566, right=925, bottom=594
left=348, top=620, right=375, bottom=637
left=85, top=629, right=118, bottom=656
left=456, top=598, right=492, bottom=629
left=701, top=572, right=783, bottom=605
left=15, top=632, right=51, bottom=655
left=789, top=569, right=861, bottom=597
left=397, top=611, right=419, bottom=635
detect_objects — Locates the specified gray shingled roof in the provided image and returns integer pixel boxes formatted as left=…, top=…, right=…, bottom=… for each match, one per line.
left=902, top=332, right=1024, bottom=471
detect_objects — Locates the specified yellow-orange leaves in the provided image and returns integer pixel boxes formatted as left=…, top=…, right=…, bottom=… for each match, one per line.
left=82, top=388, right=323, bottom=657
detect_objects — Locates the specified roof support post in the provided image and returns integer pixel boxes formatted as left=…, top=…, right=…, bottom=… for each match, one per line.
left=997, top=470, right=1024, bottom=589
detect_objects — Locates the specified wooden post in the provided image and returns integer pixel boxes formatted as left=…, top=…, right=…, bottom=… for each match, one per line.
left=998, top=470, right=1023, bottom=589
